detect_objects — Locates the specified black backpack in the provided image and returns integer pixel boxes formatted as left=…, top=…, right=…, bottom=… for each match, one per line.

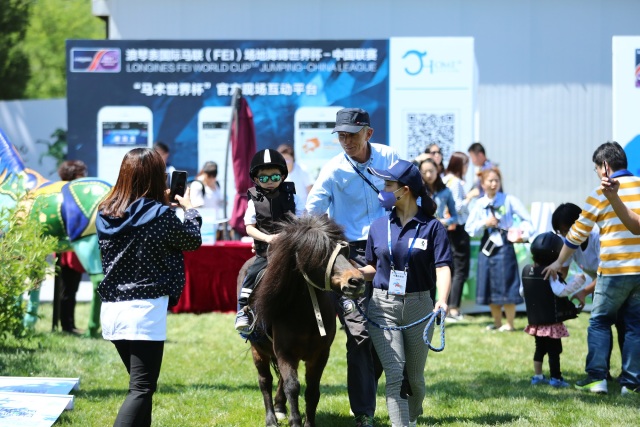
left=521, top=264, right=579, bottom=325
left=189, top=179, right=220, bottom=198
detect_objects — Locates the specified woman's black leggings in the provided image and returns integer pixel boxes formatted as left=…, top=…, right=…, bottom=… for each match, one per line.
left=533, top=336, right=563, bottom=379
left=112, top=340, right=165, bottom=427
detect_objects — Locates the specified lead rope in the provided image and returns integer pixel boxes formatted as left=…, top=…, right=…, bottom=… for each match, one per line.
left=355, top=302, right=446, bottom=352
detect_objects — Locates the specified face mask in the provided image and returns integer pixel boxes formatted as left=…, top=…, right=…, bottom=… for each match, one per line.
left=378, top=187, right=404, bottom=210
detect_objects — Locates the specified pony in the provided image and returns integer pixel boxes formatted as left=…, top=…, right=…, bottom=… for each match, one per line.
left=0, top=128, right=111, bottom=336
left=238, top=214, right=366, bottom=427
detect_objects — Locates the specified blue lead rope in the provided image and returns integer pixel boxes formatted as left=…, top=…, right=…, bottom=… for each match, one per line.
left=355, top=302, right=446, bottom=352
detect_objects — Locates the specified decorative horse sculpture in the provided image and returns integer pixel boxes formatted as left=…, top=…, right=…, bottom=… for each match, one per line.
left=238, top=215, right=366, bottom=427
left=0, top=129, right=111, bottom=336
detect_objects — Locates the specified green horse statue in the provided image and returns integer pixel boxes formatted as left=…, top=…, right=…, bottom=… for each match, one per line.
left=0, top=128, right=111, bottom=337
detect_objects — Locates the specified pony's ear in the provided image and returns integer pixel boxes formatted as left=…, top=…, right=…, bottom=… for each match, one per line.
left=321, top=213, right=330, bottom=221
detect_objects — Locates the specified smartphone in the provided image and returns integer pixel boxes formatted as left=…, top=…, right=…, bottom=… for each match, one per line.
left=481, top=239, right=496, bottom=257
left=198, top=106, right=234, bottom=216
left=603, top=160, right=609, bottom=178
left=294, top=106, right=344, bottom=179
left=97, top=106, right=153, bottom=184
left=169, top=170, right=188, bottom=202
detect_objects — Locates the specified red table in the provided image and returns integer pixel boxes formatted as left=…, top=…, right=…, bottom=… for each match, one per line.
left=171, top=241, right=254, bottom=314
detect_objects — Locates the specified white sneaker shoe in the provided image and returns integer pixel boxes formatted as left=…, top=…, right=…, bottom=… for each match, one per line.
left=234, top=310, right=251, bottom=332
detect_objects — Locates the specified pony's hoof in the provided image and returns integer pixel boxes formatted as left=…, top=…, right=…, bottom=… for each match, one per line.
left=275, top=411, right=286, bottom=421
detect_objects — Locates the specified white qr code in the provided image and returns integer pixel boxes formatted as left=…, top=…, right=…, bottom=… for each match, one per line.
left=405, top=112, right=456, bottom=161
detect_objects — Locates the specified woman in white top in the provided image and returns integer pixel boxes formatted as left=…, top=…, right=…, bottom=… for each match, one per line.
left=189, top=161, right=225, bottom=220
left=277, top=144, right=314, bottom=206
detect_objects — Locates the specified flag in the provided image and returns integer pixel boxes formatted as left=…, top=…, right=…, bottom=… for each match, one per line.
left=229, top=95, right=256, bottom=237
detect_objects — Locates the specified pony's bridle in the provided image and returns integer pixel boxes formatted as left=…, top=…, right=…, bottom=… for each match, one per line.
left=298, top=240, right=349, bottom=337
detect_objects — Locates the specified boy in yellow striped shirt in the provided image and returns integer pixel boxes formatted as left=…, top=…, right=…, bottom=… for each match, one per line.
left=543, top=141, right=640, bottom=396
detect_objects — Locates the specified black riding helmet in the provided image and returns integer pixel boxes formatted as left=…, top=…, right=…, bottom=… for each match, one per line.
left=530, top=232, right=564, bottom=266
left=249, top=149, right=289, bottom=180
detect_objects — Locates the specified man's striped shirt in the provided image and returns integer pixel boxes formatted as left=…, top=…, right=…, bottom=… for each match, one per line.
left=566, top=173, right=640, bottom=276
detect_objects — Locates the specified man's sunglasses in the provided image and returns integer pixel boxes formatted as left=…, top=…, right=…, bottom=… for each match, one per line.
left=257, top=173, right=282, bottom=183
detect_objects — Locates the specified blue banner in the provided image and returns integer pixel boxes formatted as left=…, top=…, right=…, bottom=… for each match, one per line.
left=66, top=40, right=389, bottom=184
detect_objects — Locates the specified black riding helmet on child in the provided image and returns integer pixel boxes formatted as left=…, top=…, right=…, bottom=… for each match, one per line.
left=249, top=149, right=289, bottom=181
left=530, top=232, right=564, bottom=267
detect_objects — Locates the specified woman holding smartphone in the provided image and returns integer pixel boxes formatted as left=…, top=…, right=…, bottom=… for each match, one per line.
left=96, top=148, right=201, bottom=426
left=465, top=167, right=532, bottom=331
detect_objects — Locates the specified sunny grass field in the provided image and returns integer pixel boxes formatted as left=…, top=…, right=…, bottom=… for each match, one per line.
left=0, top=303, right=638, bottom=426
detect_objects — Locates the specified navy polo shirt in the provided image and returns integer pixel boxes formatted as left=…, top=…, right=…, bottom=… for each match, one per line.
left=366, top=209, right=452, bottom=293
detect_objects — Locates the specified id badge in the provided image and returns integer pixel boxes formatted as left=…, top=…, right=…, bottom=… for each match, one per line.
left=388, top=269, right=408, bottom=295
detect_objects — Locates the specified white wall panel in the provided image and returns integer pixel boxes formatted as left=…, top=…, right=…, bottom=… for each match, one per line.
left=93, top=0, right=637, bottom=207
left=478, top=84, right=611, bottom=207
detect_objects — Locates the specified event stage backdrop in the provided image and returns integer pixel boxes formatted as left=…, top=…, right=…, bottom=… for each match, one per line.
left=66, top=38, right=476, bottom=186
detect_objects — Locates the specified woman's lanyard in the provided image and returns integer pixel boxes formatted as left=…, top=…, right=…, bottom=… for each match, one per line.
left=387, top=219, right=420, bottom=295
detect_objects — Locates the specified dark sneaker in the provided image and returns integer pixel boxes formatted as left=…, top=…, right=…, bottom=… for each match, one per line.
left=354, top=414, right=374, bottom=427
left=621, top=385, right=640, bottom=396
left=575, top=377, right=607, bottom=394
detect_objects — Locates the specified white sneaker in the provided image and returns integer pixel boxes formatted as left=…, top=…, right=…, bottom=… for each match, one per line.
left=234, top=310, right=251, bottom=332
left=621, top=385, right=640, bottom=396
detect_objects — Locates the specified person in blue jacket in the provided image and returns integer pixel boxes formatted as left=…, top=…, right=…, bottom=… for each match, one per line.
left=360, top=159, right=452, bottom=427
left=96, top=147, right=202, bottom=427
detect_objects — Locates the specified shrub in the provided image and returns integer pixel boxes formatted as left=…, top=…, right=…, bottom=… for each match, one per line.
left=0, top=200, right=57, bottom=339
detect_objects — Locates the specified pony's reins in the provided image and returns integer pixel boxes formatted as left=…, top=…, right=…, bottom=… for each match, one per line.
left=355, top=302, right=447, bottom=352
left=299, top=240, right=349, bottom=337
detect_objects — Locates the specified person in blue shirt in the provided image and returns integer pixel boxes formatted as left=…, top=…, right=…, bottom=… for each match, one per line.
left=467, top=142, right=500, bottom=199
left=361, top=159, right=452, bottom=427
left=306, top=108, right=398, bottom=427
left=419, top=157, right=458, bottom=229
left=465, top=167, right=533, bottom=331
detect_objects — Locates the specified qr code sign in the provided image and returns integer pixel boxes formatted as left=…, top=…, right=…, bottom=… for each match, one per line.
left=405, top=112, right=456, bottom=161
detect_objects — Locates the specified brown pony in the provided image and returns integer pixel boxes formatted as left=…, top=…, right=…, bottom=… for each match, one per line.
left=237, top=214, right=365, bottom=427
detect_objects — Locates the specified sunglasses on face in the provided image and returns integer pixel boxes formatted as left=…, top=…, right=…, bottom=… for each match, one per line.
left=257, top=173, right=282, bottom=183
left=429, top=150, right=441, bottom=155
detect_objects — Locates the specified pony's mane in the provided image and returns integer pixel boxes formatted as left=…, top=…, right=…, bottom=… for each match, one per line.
left=252, top=215, right=346, bottom=321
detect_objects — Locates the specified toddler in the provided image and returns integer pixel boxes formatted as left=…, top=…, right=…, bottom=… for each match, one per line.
left=521, top=232, right=584, bottom=387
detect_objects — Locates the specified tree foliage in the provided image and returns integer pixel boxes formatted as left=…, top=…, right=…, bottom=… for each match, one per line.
left=23, top=0, right=105, bottom=99
left=0, top=200, right=58, bottom=339
left=0, top=0, right=31, bottom=100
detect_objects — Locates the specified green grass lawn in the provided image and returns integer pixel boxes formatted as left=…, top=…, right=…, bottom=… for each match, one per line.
left=0, top=303, right=637, bottom=426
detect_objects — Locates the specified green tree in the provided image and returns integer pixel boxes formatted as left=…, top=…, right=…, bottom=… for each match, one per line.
left=0, top=0, right=31, bottom=100
left=23, top=0, right=105, bottom=99
left=0, top=200, right=57, bottom=339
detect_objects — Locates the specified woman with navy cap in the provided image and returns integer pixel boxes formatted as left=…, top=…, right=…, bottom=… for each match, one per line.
left=360, top=159, right=452, bottom=427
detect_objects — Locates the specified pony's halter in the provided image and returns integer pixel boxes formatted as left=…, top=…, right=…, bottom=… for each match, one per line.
left=299, top=240, right=349, bottom=292
left=298, top=240, right=349, bottom=336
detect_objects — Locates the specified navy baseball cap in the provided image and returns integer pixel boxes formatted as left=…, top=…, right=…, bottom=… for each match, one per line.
left=368, top=160, right=424, bottom=194
left=332, top=108, right=371, bottom=133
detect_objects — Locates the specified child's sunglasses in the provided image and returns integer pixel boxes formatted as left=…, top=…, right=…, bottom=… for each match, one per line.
left=257, top=173, right=282, bottom=183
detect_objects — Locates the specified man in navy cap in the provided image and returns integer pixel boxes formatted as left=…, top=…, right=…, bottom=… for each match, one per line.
left=307, top=107, right=399, bottom=427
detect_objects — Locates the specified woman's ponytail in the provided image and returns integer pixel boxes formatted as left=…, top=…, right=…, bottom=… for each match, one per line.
left=419, top=185, right=436, bottom=217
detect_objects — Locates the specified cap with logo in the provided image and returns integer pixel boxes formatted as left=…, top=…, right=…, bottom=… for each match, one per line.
left=332, top=108, right=371, bottom=134
left=368, top=159, right=424, bottom=194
